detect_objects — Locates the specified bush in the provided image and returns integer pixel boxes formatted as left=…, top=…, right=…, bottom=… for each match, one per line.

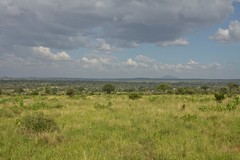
left=149, top=96, right=158, bottom=102
left=66, top=88, right=74, bottom=96
left=0, top=106, right=22, bottom=118
left=27, top=102, right=48, bottom=110
left=31, top=90, right=39, bottom=95
left=129, top=93, right=142, bottom=100
left=94, top=102, right=112, bottom=109
left=216, top=97, right=239, bottom=111
left=0, top=108, right=15, bottom=118
left=214, top=93, right=225, bottom=102
left=102, top=84, right=115, bottom=94
left=17, top=112, right=59, bottom=132
left=26, top=102, right=63, bottom=110
left=199, top=106, right=211, bottom=112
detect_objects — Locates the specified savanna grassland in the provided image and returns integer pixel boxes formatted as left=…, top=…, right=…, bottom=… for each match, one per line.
left=1, top=93, right=240, bottom=160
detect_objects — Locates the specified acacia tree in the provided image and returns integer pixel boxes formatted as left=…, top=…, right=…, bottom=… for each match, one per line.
left=102, top=84, right=115, bottom=94
left=157, top=83, right=172, bottom=93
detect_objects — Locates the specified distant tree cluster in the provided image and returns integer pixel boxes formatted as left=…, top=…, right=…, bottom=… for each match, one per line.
left=0, top=80, right=239, bottom=96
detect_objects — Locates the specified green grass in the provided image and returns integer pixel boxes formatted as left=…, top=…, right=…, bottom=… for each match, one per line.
left=0, top=94, right=240, bottom=159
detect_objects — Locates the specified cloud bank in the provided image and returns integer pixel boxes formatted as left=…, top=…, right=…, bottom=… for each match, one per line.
left=0, top=0, right=234, bottom=51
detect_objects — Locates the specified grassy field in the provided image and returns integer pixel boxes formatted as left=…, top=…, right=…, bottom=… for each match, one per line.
left=0, top=94, right=240, bottom=159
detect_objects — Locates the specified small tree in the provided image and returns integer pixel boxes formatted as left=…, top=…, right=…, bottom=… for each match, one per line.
left=102, top=84, right=115, bottom=94
left=66, top=88, right=74, bottom=97
left=227, top=82, right=239, bottom=93
left=201, top=85, right=209, bottom=91
left=44, top=87, right=50, bottom=95
left=157, top=83, right=172, bottom=93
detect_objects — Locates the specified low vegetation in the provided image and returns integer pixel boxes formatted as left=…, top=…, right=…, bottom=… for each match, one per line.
left=0, top=80, right=240, bottom=159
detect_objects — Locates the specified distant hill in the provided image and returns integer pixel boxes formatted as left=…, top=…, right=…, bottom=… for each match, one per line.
left=161, top=75, right=179, bottom=79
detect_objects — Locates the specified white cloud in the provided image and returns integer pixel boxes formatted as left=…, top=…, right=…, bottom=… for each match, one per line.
left=81, top=55, right=114, bottom=69
left=126, top=59, right=138, bottom=67
left=95, top=38, right=119, bottom=52
left=32, top=46, right=71, bottom=61
left=82, top=57, right=99, bottom=66
left=201, top=63, right=223, bottom=70
left=157, top=38, right=189, bottom=47
left=1, top=52, right=230, bottom=78
left=187, top=59, right=199, bottom=65
left=135, top=55, right=155, bottom=63
left=210, top=20, right=240, bottom=42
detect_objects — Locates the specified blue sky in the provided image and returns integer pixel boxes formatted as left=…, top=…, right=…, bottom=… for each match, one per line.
left=0, top=0, right=240, bottom=79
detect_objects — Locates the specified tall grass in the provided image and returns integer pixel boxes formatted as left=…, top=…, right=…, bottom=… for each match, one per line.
left=0, top=94, right=239, bottom=159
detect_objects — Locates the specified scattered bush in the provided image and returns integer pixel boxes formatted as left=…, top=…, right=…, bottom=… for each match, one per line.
left=34, top=132, right=64, bottom=145
left=27, top=102, right=48, bottom=110
left=149, top=96, right=158, bottom=102
left=175, top=87, right=196, bottom=95
left=199, top=106, right=211, bottom=112
left=31, top=90, right=39, bottom=95
left=94, top=102, right=112, bottom=109
left=17, top=112, right=59, bottom=133
left=214, top=93, right=225, bottom=102
left=15, top=88, right=24, bottom=94
left=0, top=106, right=22, bottom=118
left=0, top=98, right=8, bottom=104
left=216, top=96, right=239, bottom=111
left=181, top=114, right=197, bottom=122
left=0, top=108, right=15, bottom=118
left=26, top=102, right=63, bottom=110
left=129, top=93, right=142, bottom=100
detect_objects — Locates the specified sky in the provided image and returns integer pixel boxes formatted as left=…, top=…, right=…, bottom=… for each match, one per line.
left=0, top=0, right=240, bottom=79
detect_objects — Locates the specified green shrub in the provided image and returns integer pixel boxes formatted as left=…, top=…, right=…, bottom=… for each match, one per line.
left=175, top=87, right=195, bottom=95
left=26, top=102, right=63, bottom=110
left=216, top=97, right=239, bottom=111
left=214, top=93, right=225, bottom=102
left=17, top=112, right=59, bottom=132
left=66, top=88, right=74, bottom=96
left=233, top=96, right=239, bottom=105
left=149, top=96, right=158, bottom=102
left=129, top=93, right=142, bottom=100
left=181, top=114, right=197, bottom=122
left=0, top=108, right=15, bottom=118
left=226, top=102, right=237, bottom=111
left=0, top=98, right=8, bottom=104
left=31, top=90, right=39, bottom=95
left=199, top=106, right=211, bottom=112
left=102, top=84, right=115, bottom=94
left=94, top=102, right=112, bottom=109
left=27, top=102, right=48, bottom=110
left=0, top=106, right=22, bottom=118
